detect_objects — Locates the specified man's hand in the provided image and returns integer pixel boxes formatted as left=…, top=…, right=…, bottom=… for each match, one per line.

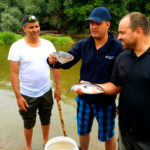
left=48, top=53, right=58, bottom=64
left=54, top=88, right=61, bottom=102
left=17, top=95, right=29, bottom=112
left=76, top=80, right=90, bottom=95
left=76, top=88, right=85, bottom=95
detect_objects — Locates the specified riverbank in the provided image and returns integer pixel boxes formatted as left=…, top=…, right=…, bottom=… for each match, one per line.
left=40, top=30, right=90, bottom=37
left=0, top=31, right=76, bottom=46
left=0, top=89, right=119, bottom=150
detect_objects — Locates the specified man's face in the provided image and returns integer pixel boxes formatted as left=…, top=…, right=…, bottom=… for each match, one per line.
left=117, top=17, right=137, bottom=50
left=23, top=21, right=40, bottom=40
left=90, top=20, right=110, bottom=40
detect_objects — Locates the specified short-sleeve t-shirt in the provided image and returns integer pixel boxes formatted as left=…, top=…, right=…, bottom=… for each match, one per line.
left=111, top=48, right=150, bottom=141
left=8, top=38, right=56, bottom=97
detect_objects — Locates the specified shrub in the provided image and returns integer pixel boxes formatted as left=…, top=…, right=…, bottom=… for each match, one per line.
left=0, top=32, right=22, bottom=46
left=1, top=13, right=21, bottom=32
left=40, top=35, right=75, bottom=46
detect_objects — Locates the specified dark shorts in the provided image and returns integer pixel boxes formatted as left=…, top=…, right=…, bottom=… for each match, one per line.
left=19, top=89, right=54, bottom=129
left=76, top=96, right=116, bottom=141
left=119, top=131, right=150, bottom=150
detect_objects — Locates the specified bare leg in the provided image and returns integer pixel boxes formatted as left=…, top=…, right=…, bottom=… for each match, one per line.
left=80, top=133, right=90, bottom=150
left=105, top=136, right=117, bottom=150
left=41, top=124, right=50, bottom=146
left=24, top=128, right=33, bottom=150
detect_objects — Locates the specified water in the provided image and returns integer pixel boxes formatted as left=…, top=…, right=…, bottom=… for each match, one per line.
left=0, top=41, right=118, bottom=150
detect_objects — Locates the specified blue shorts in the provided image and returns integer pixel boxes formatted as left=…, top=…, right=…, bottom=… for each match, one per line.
left=76, top=96, right=116, bottom=141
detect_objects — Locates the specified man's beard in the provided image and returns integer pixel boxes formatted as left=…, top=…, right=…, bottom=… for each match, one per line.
left=122, top=40, right=137, bottom=50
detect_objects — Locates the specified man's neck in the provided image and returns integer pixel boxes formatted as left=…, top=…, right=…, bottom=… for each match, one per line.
left=24, top=37, right=41, bottom=48
left=94, top=33, right=109, bottom=50
left=134, top=36, right=150, bottom=57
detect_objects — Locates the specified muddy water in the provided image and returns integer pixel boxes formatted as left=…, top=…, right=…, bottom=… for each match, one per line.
left=0, top=43, right=118, bottom=150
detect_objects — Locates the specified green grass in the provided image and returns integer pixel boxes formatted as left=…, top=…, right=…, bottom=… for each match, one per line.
left=0, top=32, right=22, bottom=46
left=40, top=35, right=75, bottom=46
left=0, top=32, right=75, bottom=46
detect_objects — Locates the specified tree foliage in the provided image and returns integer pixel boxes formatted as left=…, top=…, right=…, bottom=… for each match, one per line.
left=64, top=0, right=103, bottom=33
left=1, top=13, right=21, bottom=32
left=0, top=0, right=149, bottom=33
left=103, top=0, right=128, bottom=32
left=46, top=0, right=67, bottom=32
left=127, top=0, right=150, bottom=22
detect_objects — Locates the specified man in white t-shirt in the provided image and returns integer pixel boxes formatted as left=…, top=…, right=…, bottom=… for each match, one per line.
left=8, top=15, right=61, bottom=150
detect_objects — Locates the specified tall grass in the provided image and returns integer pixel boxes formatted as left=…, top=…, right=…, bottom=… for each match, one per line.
left=0, top=32, right=22, bottom=46
left=40, top=35, right=75, bottom=46
left=0, top=32, right=75, bottom=46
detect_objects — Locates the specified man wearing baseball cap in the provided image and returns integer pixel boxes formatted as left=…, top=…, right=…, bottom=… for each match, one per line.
left=48, top=7, right=123, bottom=150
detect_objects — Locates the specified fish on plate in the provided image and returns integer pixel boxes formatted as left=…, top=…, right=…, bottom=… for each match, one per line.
left=68, top=83, right=104, bottom=94
left=53, top=51, right=74, bottom=64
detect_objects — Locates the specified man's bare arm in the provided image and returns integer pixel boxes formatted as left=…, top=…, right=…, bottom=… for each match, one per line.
left=52, top=68, right=61, bottom=101
left=10, top=61, right=28, bottom=111
left=99, top=82, right=122, bottom=95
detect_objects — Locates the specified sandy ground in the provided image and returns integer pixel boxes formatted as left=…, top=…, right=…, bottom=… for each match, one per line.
left=0, top=89, right=119, bottom=150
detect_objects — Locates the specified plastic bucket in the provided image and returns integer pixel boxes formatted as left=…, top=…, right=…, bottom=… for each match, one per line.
left=44, top=136, right=79, bottom=150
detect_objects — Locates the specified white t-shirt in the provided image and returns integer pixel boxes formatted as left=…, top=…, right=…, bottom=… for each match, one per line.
left=8, top=38, right=56, bottom=97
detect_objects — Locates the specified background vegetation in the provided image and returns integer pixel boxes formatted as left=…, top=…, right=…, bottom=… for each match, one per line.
left=0, top=0, right=150, bottom=34
left=0, top=32, right=75, bottom=46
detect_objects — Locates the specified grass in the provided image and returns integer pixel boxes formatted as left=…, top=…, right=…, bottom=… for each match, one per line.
left=0, top=32, right=75, bottom=46
left=40, top=35, right=75, bottom=46
left=0, top=32, right=22, bottom=46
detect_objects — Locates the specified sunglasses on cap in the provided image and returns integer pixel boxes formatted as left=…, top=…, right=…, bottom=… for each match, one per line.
left=22, top=15, right=38, bottom=26
left=28, top=15, right=38, bottom=22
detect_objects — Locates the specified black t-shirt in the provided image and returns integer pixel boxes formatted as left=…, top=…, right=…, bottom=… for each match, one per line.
left=111, top=48, right=150, bottom=142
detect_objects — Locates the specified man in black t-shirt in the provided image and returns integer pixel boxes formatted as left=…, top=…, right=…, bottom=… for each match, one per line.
left=100, top=12, right=150, bottom=150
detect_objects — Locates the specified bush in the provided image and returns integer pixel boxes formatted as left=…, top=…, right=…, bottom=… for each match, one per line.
left=0, top=32, right=22, bottom=46
left=41, top=35, right=75, bottom=46
left=1, top=13, right=21, bottom=32
left=0, top=32, right=75, bottom=46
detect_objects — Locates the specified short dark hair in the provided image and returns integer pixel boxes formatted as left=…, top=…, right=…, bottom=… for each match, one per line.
left=22, top=15, right=38, bottom=26
left=124, top=12, right=150, bottom=35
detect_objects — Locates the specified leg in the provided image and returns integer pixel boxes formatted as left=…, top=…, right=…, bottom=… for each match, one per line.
left=94, top=104, right=116, bottom=150
left=105, top=136, right=116, bottom=150
left=118, top=130, right=150, bottom=150
left=38, top=89, right=53, bottom=146
left=41, top=124, right=50, bottom=145
left=76, top=97, right=94, bottom=150
left=19, top=95, right=38, bottom=150
left=80, top=133, right=90, bottom=150
left=24, top=128, right=33, bottom=150
left=137, top=141, right=150, bottom=150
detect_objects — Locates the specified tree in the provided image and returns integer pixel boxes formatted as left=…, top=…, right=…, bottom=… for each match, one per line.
left=64, top=0, right=103, bottom=33
left=0, top=0, right=149, bottom=33
left=127, top=0, right=150, bottom=22
left=21, top=0, right=50, bottom=29
left=1, top=12, right=20, bottom=32
left=46, top=0, right=67, bottom=32
left=103, top=0, right=128, bottom=32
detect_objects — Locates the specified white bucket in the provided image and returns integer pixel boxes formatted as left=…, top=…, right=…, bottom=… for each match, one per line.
left=44, top=136, right=79, bottom=150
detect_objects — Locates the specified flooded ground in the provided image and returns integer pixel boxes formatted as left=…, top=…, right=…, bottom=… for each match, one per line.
left=0, top=43, right=119, bottom=150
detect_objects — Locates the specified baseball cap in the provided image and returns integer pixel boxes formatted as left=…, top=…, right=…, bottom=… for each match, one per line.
left=22, top=15, right=38, bottom=26
left=86, top=7, right=111, bottom=23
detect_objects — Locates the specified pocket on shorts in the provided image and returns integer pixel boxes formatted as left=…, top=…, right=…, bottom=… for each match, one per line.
left=43, top=88, right=54, bottom=106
